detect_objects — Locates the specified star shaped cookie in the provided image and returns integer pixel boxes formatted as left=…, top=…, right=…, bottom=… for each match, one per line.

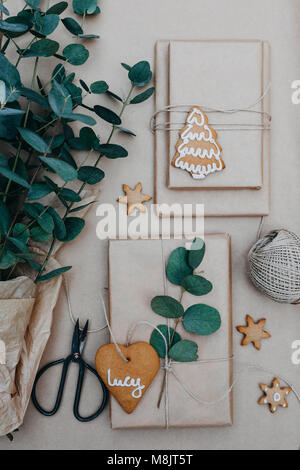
left=117, top=182, right=152, bottom=215
left=258, top=378, right=291, bottom=414
left=236, top=315, right=271, bottom=350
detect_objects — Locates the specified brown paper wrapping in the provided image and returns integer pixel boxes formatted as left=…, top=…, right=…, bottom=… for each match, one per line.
left=108, top=234, right=233, bottom=429
left=154, top=40, right=271, bottom=216
left=0, top=252, right=62, bottom=436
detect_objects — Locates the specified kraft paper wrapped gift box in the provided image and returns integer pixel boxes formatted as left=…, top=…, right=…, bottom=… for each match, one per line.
left=168, top=40, right=267, bottom=190
left=154, top=40, right=271, bottom=216
left=108, top=234, right=233, bottom=429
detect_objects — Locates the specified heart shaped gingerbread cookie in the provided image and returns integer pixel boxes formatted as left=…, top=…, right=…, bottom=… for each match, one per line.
left=95, top=342, right=160, bottom=414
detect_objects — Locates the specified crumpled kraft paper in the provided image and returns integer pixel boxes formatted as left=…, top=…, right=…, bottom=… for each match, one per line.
left=0, top=250, right=62, bottom=436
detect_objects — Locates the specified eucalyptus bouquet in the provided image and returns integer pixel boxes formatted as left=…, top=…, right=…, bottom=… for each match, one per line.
left=150, top=238, right=221, bottom=406
left=0, top=0, right=154, bottom=283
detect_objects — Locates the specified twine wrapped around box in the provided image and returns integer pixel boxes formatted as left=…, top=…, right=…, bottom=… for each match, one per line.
left=248, top=229, right=300, bottom=304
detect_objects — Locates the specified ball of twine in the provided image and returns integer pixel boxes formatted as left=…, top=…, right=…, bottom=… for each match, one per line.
left=248, top=229, right=300, bottom=304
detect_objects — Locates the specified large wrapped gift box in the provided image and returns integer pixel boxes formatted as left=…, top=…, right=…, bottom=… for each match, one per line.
left=154, top=40, right=271, bottom=216
left=108, top=234, right=233, bottom=429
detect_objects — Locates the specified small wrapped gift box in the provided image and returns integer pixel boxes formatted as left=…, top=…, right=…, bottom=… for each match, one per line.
left=154, top=40, right=271, bottom=216
left=168, top=40, right=267, bottom=190
left=108, top=234, right=233, bottom=429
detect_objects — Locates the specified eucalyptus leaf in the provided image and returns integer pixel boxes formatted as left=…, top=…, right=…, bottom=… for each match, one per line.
left=150, top=325, right=181, bottom=359
left=130, top=87, right=155, bottom=104
left=37, top=212, right=54, bottom=234
left=94, top=105, right=121, bottom=125
left=90, top=81, right=108, bottom=94
left=47, top=207, right=66, bottom=239
left=106, top=90, right=123, bottom=102
left=26, top=39, right=59, bottom=57
left=0, top=165, right=30, bottom=189
left=0, top=108, right=25, bottom=116
left=78, top=34, right=99, bottom=39
left=46, top=2, right=68, bottom=15
left=121, top=63, right=131, bottom=71
left=0, top=80, right=6, bottom=104
left=61, top=112, right=96, bottom=126
left=8, top=236, right=28, bottom=253
left=26, top=0, right=40, bottom=8
left=48, top=80, right=72, bottom=116
left=0, top=4, right=9, bottom=16
left=168, top=340, right=198, bottom=362
left=63, top=44, right=89, bottom=65
left=128, top=61, right=152, bottom=87
left=0, top=248, right=16, bottom=270
left=38, top=156, right=77, bottom=182
left=0, top=53, right=21, bottom=88
left=20, top=87, right=49, bottom=107
left=0, top=20, right=28, bottom=33
left=17, top=128, right=49, bottom=154
left=13, top=224, right=30, bottom=244
left=183, top=304, right=221, bottom=336
left=166, top=247, right=193, bottom=285
left=30, top=226, right=52, bottom=242
left=62, top=17, right=83, bottom=36
left=34, top=13, right=60, bottom=36
left=78, top=166, right=105, bottom=184
left=151, top=296, right=184, bottom=318
left=0, top=200, right=11, bottom=234
left=60, top=217, right=85, bottom=242
left=79, top=126, right=98, bottom=149
left=181, top=275, right=213, bottom=296
left=36, top=265, right=72, bottom=282
left=188, top=237, right=206, bottom=269
left=79, top=79, right=89, bottom=92
left=59, top=188, right=81, bottom=202
left=98, top=143, right=128, bottom=159
left=69, top=201, right=96, bottom=213
left=116, top=126, right=136, bottom=136
left=27, top=183, right=53, bottom=200
left=73, top=0, right=98, bottom=15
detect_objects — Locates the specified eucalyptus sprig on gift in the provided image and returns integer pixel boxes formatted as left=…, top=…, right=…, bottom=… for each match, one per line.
left=150, top=238, right=221, bottom=406
left=0, top=0, right=154, bottom=282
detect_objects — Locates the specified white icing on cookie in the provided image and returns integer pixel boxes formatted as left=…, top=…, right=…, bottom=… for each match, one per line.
left=107, top=368, right=145, bottom=399
left=173, top=107, right=224, bottom=180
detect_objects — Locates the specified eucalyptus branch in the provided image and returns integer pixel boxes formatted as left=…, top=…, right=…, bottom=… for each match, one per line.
left=151, top=239, right=221, bottom=407
left=0, top=1, right=154, bottom=283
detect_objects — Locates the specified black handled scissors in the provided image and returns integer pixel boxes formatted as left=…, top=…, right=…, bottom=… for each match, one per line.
left=31, top=319, right=108, bottom=422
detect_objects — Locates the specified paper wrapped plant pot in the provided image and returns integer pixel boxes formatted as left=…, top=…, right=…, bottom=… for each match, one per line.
left=248, top=229, right=300, bottom=304
left=0, top=251, right=63, bottom=437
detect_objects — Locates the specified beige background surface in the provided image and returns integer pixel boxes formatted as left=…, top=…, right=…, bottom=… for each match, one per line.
left=1, top=0, right=300, bottom=450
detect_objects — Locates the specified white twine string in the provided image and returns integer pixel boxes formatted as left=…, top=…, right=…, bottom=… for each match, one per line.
left=150, top=83, right=271, bottom=133
left=62, top=240, right=300, bottom=427
left=125, top=320, right=300, bottom=427
left=63, top=276, right=108, bottom=334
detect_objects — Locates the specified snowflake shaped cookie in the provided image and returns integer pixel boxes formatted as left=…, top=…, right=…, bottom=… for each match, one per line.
left=258, top=378, right=291, bottom=414
left=236, top=315, right=271, bottom=350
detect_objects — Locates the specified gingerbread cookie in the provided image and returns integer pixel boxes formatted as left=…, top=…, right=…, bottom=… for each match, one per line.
left=171, top=106, right=225, bottom=180
left=117, top=182, right=152, bottom=215
left=236, top=315, right=271, bottom=350
left=95, top=342, right=160, bottom=414
left=258, top=378, right=291, bottom=414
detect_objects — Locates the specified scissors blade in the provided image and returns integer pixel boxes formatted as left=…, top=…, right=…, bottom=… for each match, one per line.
left=79, top=320, right=89, bottom=355
left=72, top=319, right=80, bottom=354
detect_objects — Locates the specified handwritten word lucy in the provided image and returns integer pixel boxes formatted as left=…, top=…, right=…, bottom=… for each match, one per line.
left=107, top=369, right=145, bottom=398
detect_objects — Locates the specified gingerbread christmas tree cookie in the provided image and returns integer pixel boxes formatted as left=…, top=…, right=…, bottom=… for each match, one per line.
left=171, top=106, right=225, bottom=180
left=236, top=315, right=271, bottom=350
left=258, top=378, right=291, bottom=414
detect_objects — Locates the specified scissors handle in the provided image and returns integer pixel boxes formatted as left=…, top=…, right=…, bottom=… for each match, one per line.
left=74, top=359, right=108, bottom=422
left=31, top=357, right=72, bottom=416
